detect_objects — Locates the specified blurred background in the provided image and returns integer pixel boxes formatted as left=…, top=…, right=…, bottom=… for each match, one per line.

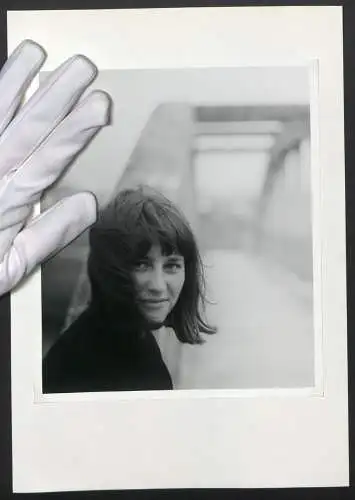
left=41, top=66, right=314, bottom=390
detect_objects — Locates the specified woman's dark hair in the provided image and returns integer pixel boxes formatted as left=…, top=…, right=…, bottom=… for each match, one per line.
left=87, top=185, right=216, bottom=344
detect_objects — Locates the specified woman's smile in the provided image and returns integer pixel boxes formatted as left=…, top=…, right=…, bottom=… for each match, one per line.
left=139, top=298, right=169, bottom=309
left=140, top=298, right=169, bottom=305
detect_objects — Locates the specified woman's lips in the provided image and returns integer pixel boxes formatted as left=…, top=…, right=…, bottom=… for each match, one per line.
left=139, top=299, right=169, bottom=308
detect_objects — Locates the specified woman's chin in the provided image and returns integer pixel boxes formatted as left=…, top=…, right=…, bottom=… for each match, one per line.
left=145, top=313, right=167, bottom=325
left=138, top=303, right=170, bottom=326
left=140, top=310, right=168, bottom=329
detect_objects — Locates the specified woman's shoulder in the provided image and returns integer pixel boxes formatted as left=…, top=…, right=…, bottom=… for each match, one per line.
left=47, top=308, right=95, bottom=355
left=42, top=308, right=100, bottom=391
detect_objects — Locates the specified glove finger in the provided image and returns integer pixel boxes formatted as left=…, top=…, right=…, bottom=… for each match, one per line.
left=0, top=90, right=110, bottom=259
left=0, top=52, right=98, bottom=179
left=0, top=40, right=46, bottom=135
left=0, top=192, right=97, bottom=295
left=0, top=214, right=31, bottom=264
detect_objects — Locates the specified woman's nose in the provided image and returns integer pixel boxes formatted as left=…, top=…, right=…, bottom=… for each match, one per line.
left=148, top=268, right=166, bottom=292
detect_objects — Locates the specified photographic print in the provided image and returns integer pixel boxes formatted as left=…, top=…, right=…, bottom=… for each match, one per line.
left=8, top=7, right=348, bottom=493
left=40, top=66, right=314, bottom=393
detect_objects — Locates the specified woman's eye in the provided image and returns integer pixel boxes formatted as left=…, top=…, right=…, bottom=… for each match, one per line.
left=165, top=262, right=183, bottom=272
left=134, top=261, right=149, bottom=272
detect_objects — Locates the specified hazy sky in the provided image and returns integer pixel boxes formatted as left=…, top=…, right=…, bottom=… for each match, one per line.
left=194, top=150, right=269, bottom=216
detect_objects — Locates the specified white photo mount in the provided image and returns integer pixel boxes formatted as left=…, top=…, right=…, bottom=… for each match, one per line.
left=8, top=6, right=348, bottom=493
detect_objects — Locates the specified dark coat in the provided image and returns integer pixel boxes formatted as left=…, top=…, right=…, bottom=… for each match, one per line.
left=42, top=306, right=173, bottom=393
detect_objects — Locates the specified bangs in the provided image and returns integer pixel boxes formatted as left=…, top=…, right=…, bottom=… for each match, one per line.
left=93, top=187, right=195, bottom=267
left=124, top=195, right=191, bottom=262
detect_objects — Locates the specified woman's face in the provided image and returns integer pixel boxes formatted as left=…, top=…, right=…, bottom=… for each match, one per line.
left=132, top=244, right=185, bottom=325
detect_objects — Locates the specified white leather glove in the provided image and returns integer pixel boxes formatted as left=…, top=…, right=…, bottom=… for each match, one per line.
left=0, top=40, right=111, bottom=296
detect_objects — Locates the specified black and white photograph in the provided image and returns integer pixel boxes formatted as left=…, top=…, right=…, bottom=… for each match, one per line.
left=8, top=7, right=349, bottom=493
left=40, top=65, right=314, bottom=393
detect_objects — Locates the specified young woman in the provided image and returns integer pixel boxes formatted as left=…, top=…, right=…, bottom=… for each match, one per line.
left=43, top=186, right=216, bottom=393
